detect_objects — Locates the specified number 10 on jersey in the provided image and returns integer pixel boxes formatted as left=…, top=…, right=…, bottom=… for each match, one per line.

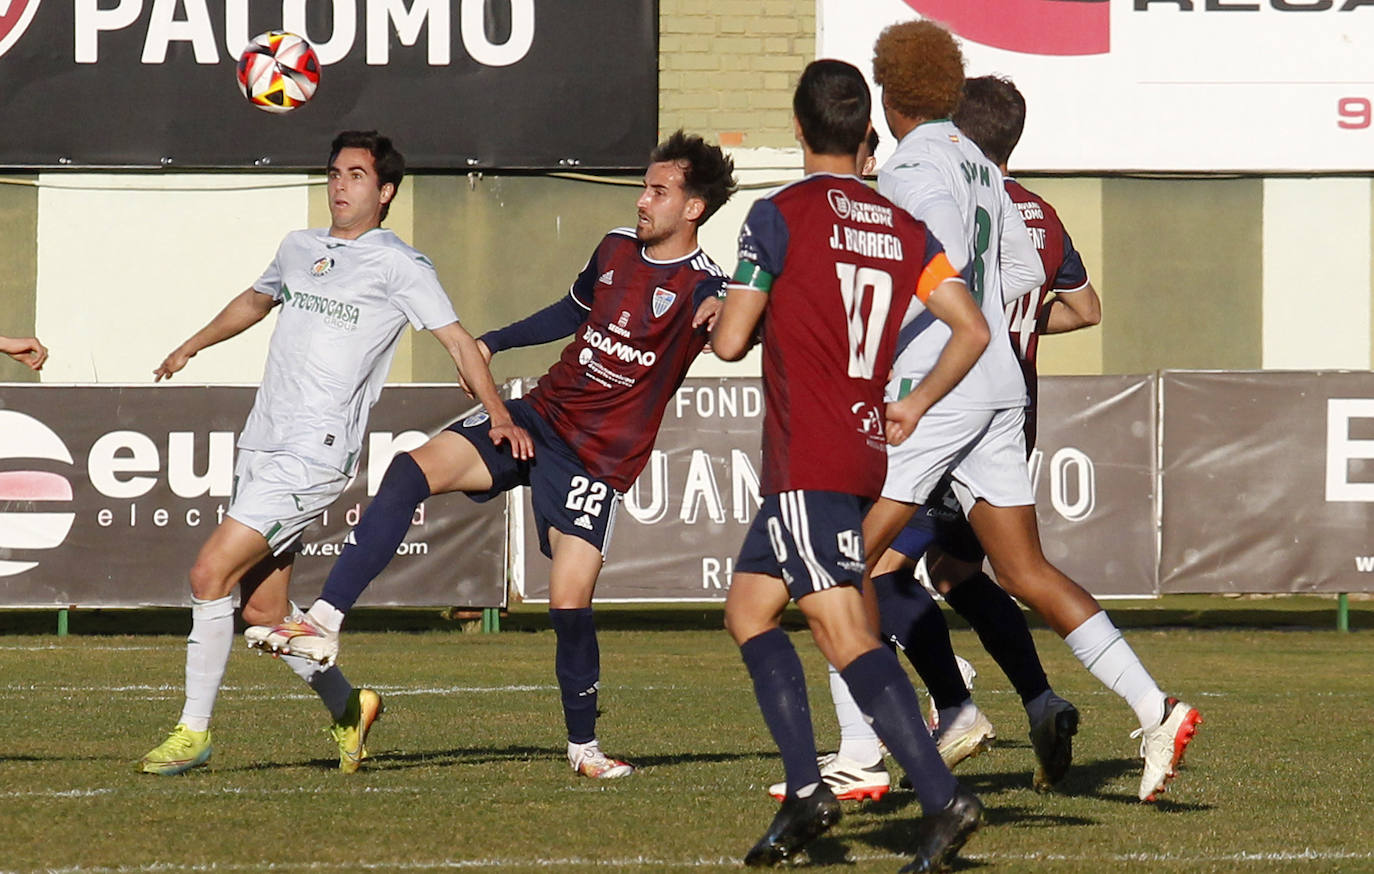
left=835, top=262, right=893, bottom=380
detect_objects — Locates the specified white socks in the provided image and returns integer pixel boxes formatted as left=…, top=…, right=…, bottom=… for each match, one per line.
left=180, top=595, right=235, bottom=731
left=936, top=698, right=979, bottom=735
left=1064, top=610, right=1166, bottom=730
left=829, top=664, right=883, bottom=765
left=307, top=599, right=345, bottom=634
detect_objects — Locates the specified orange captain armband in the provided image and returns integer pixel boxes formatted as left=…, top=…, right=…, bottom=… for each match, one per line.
left=731, top=260, right=774, bottom=292
left=915, top=251, right=959, bottom=302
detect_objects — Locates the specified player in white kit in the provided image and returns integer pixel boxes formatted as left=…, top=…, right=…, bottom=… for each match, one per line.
left=829, top=21, right=1201, bottom=805
left=138, top=131, right=531, bottom=776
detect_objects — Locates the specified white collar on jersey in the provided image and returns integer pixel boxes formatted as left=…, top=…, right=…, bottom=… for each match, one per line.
left=641, top=245, right=703, bottom=266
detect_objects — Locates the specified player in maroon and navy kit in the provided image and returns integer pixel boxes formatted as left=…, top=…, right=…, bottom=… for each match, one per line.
left=713, top=60, right=989, bottom=872
left=882, top=75, right=1110, bottom=793
left=248, top=131, right=737, bottom=780
left=1003, top=171, right=1098, bottom=447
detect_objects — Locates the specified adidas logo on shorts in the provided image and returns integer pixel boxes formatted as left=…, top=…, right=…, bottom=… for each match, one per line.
left=573, top=514, right=593, bottom=530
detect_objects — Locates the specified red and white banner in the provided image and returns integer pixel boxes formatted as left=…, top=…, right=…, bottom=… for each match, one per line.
left=820, top=0, right=1374, bottom=172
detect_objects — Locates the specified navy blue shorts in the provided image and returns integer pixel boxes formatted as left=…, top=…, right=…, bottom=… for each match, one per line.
left=890, top=475, right=986, bottom=565
left=735, top=490, right=870, bottom=602
left=447, top=398, right=619, bottom=559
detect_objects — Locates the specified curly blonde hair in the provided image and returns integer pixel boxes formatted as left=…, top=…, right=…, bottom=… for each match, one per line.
left=872, top=20, right=965, bottom=121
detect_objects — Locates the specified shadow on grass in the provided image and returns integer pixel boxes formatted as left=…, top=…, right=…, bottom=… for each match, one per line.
left=831, top=816, right=992, bottom=871
left=227, top=745, right=778, bottom=774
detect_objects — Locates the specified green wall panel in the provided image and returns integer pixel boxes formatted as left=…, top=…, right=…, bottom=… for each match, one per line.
left=0, top=178, right=39, bottom=383
left=411, top=174, right=636, bottom=384
left=1101, top=177, right=1263, bottom=373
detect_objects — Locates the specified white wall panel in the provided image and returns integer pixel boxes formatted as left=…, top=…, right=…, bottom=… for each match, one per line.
left=1262, top=178, right=1371, bottom=370
left=36, top=174, right=310, bottom=383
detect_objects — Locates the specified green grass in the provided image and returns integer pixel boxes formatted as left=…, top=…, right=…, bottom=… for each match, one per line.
left=1, top=605, right=1372, bottom=873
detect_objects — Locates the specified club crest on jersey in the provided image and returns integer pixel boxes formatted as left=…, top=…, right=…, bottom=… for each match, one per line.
left=462, top=411, right=489, bottom=428
left=652, top=286, right=676, bottom=318
left=310, top=256, right=335, bottom=278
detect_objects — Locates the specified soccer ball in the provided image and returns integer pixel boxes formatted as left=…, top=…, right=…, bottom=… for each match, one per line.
left=237, top=31, right=320, bottom=114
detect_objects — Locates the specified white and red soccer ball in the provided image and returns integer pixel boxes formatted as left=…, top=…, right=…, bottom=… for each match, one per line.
left=237, top=31, right=320, bottom=114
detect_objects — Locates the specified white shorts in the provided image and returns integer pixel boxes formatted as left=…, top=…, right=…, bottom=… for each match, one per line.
left=881, top=405, right=1035, bottom=510
left=227, top=449, right=351, bottom=555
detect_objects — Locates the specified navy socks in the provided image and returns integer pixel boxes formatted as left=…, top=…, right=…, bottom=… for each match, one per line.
left=944, top=571, right=1050, bottom=704
left=740, top=627, right=823, bottom=797
left=873, top=570, right=970, bottom=710
left=319, top=452, right=430, bottom=613
left=550, top=607, right=600, bottom=744
left=841, top=647, right=958, bottom=815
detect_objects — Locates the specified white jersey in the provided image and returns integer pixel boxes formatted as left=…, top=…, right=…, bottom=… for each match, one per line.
left=878, top=120, right=1044, bottom=411
left=239, top=227, right=459, bottom=474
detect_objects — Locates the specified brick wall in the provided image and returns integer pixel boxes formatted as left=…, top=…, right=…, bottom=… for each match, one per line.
left=658, top=0, right=815, bottom=149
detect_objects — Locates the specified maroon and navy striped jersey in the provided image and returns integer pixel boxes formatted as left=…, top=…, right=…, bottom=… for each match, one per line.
left=1002, top=179, right=1089, bottom=445
left=731, top=174, right=960, bottom=499
left=525, top=228, right=726, bottom=491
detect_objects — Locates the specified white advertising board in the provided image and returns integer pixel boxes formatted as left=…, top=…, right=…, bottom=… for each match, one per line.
left=819, top=0, right=1374, bottom=172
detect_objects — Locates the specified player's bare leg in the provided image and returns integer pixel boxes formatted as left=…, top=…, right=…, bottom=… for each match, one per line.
left=965, top=502, right=1096, bottom=635
left=545, top=529, right=630, bottom=778
left=863, top=497, right=921, bottom=573
left=968, top=500, right=1201, bottom=800
left=408, top=430, right=496, bottom=494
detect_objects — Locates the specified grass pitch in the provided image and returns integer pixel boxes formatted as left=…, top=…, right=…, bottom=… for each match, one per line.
left=1, top=601, right=1372, bottom=873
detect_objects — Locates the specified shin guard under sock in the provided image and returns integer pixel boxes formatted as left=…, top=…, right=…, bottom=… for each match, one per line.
left=873, top=570, right=969, bottom=711
left=740, top=627, right=822, bottom=797
left=550, top=607, right=599, bottom=744
left=841, top=647, right=958, bottom=815
left=943, top=571, right=1050, bottom=704
left=181, top=595, right=235, bottom=730
left=319, top=452, right=430, bottom=614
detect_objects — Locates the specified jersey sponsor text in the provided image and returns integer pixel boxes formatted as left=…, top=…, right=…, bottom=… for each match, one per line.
left=581, top=325, right=658, bottom=367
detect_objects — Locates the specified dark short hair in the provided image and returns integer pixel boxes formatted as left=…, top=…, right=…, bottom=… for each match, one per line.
left=953, top=76, right=1026, bottom=167
left=328, top=130, right=405, bottom=221
left=793, top=59, right=872, bottom=157
left=649, top=130, right=738, bottom=225
left=867, top=127, right=880, bottom=155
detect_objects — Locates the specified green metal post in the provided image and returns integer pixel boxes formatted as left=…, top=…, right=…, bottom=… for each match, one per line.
left=482, top=607, right=500, bottom=633
left=57, top=608, right=69, bottom=637
left=1337, top=593, right=1349, bottom=632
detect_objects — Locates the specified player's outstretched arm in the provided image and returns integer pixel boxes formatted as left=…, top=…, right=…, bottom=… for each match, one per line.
left=1043, top=281, right=1101, bottom=334
left=885, top=278, right=989, bottom=446
left=431, top=321, right=534, bottom=460
left=154, top=288, right=276, bottom=381
left=1, top=335, right=48, bottom=371
left=710, top=285, right=768, bottom=362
